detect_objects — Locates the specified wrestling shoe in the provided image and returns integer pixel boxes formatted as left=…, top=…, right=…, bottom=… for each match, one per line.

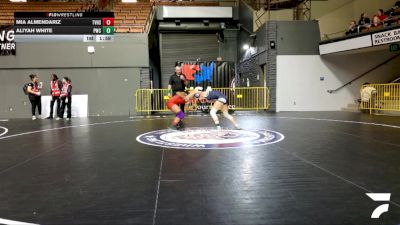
left=168, top=125, right=179, bottom=131
left=177, top=121, right=185, bottom=130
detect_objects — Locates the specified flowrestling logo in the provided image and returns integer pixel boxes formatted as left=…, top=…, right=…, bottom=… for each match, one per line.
left=366, top=193, right=391, bottom=219
left=136, top=127, right=284, bottom=149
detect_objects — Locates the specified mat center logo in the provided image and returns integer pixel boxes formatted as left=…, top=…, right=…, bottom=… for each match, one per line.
left=136, top=128, right=284, bottom=149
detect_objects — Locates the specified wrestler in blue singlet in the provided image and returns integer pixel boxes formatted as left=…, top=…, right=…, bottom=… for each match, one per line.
left=205, top=91, right=227, bottom=104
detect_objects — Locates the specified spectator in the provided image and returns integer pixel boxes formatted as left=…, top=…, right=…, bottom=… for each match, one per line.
left=360, top=83, right=382, bottom=111
left=360, top=83, right=376, bottom=102
left=389, top=1, right=400, bottom=16
left=58, top=77, right=72, bottom=121
left=370, top=16, right=382, bottom=28
left=46, top=74, right=62, bottom=119
left=358, top=13, right=371, bottom=26
left=345, top=21, right=358, bottom=35
left=377, top=9, right=387, bottom=22
left=27, top=74, right=42, bottom=120
left=394, top=1, right=400, bottom=10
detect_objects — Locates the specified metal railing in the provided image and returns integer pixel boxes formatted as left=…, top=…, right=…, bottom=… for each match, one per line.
left=360, top=83, right=400, bottom=114
left=327, top=53, right=400, bottom=94
left=322, top=15, right=400, bottom=41
left=135, top=87, right=270, bottom=113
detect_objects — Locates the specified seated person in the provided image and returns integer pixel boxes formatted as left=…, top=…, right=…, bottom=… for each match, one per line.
left=345, top=21, right=358, bottom=35
left=394, top=0, right=400, bottom=10
left=387, top=1, right=400, bottom=16
left=386, top=16, right=398, bottom=26
left=358, top=13, right=371, bottom=30
left=370, top=16, right=382, bottom=28
left=360, top=83, right=376, bottom=103
left=377, top=9, right=388, bottom=22
left=360, top=83, right=384, bottom=110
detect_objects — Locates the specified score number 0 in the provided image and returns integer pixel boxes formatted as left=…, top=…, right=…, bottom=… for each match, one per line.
left=102, top=18, right=114, bottom=26
left=102, top=18, right=114, bottom=35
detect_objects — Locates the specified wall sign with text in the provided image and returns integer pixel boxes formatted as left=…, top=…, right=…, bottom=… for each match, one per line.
left=372, top=28, right=400, bottom=46
left=0, top=25, right=16, bottom=56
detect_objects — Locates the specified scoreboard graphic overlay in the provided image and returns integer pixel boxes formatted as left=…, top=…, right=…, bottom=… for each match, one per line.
left=14, top=12, right=114, bottom=42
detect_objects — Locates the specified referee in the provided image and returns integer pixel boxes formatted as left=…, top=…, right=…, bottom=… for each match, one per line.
left=168, top=66, right=188, bottom=112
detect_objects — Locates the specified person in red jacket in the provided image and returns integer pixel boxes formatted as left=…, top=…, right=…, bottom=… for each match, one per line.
left=47, top=74, right=63, bottom=119
left=57, top=77, right=72, bottom=121
left=26, top=74, right=43, bottom=120
left=377, top=9, right=387, bottom=23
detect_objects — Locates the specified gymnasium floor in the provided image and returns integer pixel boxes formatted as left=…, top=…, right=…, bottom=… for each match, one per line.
left=0, top=112, right=399, bottom=225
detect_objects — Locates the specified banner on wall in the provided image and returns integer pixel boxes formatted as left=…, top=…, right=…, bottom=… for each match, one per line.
left=176, top=61, right=236, bottom=89
left=0, top=25, right=16, bottom=56
left=372, top=28, right=400, bottom=46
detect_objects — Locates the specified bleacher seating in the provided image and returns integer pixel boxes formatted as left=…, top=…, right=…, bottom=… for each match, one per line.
left=0, top=2, right=89, bottom=26
left=112, top=1, right=152, bottom=33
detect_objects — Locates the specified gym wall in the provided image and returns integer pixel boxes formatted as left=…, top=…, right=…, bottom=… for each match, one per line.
left=238, top=19, right=400, bottom=112
left=253, top=9, right=293, bottom=32
left=276, top=51, right=400, bottom=111
left=268, top=21, right=399, bottom=112
left=0, top=33, right=149, bottom=118
left=238, top=20, right=320, bottom=111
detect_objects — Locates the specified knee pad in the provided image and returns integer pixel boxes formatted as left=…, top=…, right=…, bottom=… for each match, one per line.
left=176, top=111, right=185, bottom=120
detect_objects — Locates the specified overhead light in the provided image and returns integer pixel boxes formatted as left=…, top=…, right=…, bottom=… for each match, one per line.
left=87, top=46, right=95, bottom=54
left=243, top=44, right=250, bottom=50
left=10, top=0, right=27, bottom=2
left=203, top=20, right=210, bottom=26
left=122, top=0, right=137, bottom=2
